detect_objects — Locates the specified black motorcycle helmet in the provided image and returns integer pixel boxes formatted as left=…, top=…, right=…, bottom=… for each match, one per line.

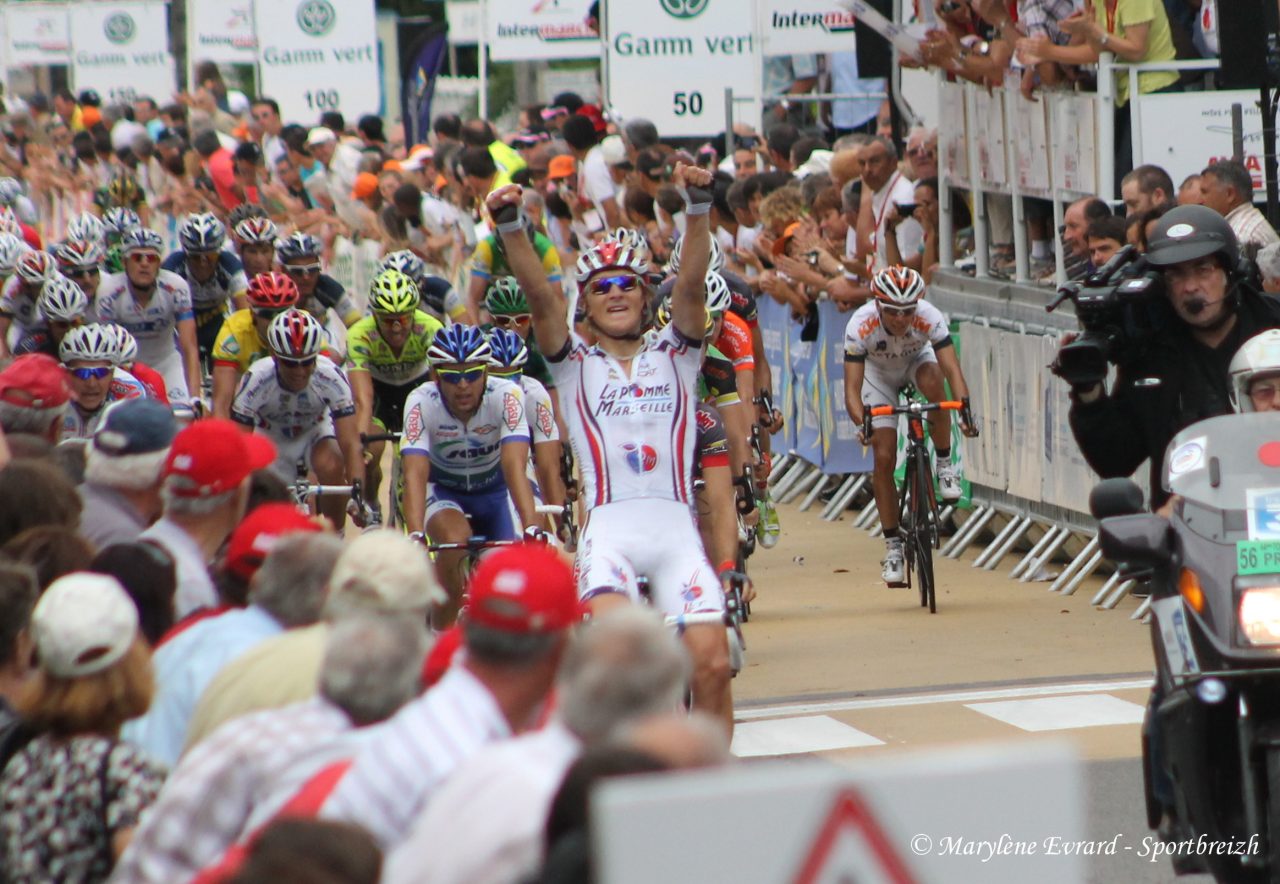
left=1146, top=204, right=1241, bottom=270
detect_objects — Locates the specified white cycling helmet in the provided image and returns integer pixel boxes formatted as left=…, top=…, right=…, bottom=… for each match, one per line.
left=66, top=212, right=106, bottom=246
left=38, top=275, right=89, bottom=322
left=59, top=323, right=119, bottom=365
left=871, top=265, right=926, bottom=307
left=0, top=233, right=26, bottom=275
left=665, top=233, right=724, bottom=275
left=705, top=271, right=732, bottom=316
left=1230, top=329, right=1280, bottom=412
left=574, top=239, right=649, bottom=287
left=608, top=226, right=651, bottom=263
left=15, top=250, right=55, bottom=285
left=106, top=323, right=139, bottom=365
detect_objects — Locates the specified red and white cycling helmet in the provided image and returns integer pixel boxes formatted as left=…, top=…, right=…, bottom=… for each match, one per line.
left=871, top=265, right=926, bottom=308
left=574, top=239, right=648, bottom=287
left=15, top=250, right=55, bottom=285
left=233, top=217, right=279, bottom=246
left=247, top=272, right=300, bottom=311
left=266, top=308, right=325, bottom=361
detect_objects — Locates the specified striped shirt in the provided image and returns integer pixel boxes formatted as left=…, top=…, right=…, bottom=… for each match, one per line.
left=320, top=665, right=511, bottom=848
left=1227, top=202, right=1280, bottom=253
left=111, top=697, right=353, bottom=884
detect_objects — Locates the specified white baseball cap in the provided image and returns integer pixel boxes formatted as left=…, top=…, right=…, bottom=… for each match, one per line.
left=600, top=134, right=629, bottom=167
left=327, top=530, right=445, bottom=613
left=32, top=573, right=139, bottom=678
left=306, top=127, right=337, bottom=147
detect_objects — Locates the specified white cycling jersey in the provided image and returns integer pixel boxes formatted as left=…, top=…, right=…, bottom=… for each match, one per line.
left=521, top=376, right=559, bottom=445
left=230, top=355, right=356, bottom=440
left=162, top=251, right=248, bottom=310
left=60, top=368, right=148, bottom=440
left=95, top=270, right=193, bottom=383
left=546, top=324, right=702, bottom=511
left=0, top=277, right=40, bottom=336
left=842, top=299, right=950, bottom=366
left=400, top=377, right=528, bottom=493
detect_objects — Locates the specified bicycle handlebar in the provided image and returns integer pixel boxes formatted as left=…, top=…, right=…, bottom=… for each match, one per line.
left=868, top=400, right=964, bottom=417
left=360, top=432, right=402, bottom=445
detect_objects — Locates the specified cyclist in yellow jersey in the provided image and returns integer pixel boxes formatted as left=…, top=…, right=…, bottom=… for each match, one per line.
left=211, top=272, right=299, bottom=419
left=348, top=269, right=444, bottom=512
left=466, top=228, right=562, bottom=323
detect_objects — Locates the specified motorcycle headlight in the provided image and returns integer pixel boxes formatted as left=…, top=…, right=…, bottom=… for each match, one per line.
left=1239, top=587, right=1280, bottom=645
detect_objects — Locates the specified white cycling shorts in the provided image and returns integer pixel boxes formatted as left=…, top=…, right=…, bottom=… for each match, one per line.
left=266, top=416, right=337, bottom=482
left=575, top=498, right=724, bottom=618
left=862, top=349, right=938, bottom=430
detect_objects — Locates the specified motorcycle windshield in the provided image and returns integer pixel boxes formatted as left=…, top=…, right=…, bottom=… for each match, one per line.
left=1164, top=413, right=1280, bottom=542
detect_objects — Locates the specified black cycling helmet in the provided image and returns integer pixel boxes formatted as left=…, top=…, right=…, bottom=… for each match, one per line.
left=1146, top=205, right=1240, bottom=269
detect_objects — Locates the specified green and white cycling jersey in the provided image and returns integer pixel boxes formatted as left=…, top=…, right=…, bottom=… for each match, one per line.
left=344, top=310, right=443, bottom=385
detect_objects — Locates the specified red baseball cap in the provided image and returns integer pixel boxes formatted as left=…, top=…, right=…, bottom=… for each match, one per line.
left=163, top=419, right=277, bottom=497
left=466, top=543, right=582, bottom=634
left=224, top=502, right=324, bottom=581
left=421, top=625, right=463, bottom=688
left=0, top=353, right=71, bottom=408
left=578, top=104, right=608, bottom=135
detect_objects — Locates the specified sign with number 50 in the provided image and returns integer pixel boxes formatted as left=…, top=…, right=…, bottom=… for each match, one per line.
left=606, top=0, right=759, bottom=137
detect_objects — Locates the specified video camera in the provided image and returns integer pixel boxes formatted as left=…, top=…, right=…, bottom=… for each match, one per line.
left=1047, top=245, right=1171, bottom=387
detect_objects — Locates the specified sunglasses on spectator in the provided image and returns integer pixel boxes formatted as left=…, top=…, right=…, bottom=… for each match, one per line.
left=588, top=275, right=640, bottom=296
left=71, top=366, right=112, bottom=380
left=276, top=355, right=318, bottom=367
left=285, top=263, right=322, bottom=276
left=126, top=252, right=160, bottom=264
left=491, top=314, right=531, bottom=328
left=436, top=366, right=486, bottom=385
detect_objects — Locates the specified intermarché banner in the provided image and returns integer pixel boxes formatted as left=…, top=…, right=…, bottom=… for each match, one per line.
left=6, top=3, right=71, bottom=67
left=187, top=0, right=257, bottom=68
left=70, top=2, right=176, bottom=107
left=485, top=0, right=600, bottom=62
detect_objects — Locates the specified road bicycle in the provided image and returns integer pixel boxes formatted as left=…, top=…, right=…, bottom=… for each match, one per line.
left=864, top=387, right=968, bottom=614
left=360, top=431, right=403, bottom=529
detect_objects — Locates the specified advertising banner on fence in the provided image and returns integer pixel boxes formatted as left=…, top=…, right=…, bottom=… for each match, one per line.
left=7, top=3, right=71, bottom=68
left=790, top=321, right=824, bottom=467
left=255, top=0, right=380, bottom=122
left=486, top=0, right=600, bottom=61
left=1135, top=89, right=1264, bottom=192
left=762, top=0, right=856, bottom=54
left=817, top=301, right=872, bottom=475
left=187, top=0, right=257, bottom=68
left=757, top=295, right=797, bottom=452
left=445, top=0, right=481, bottom=45
left=605, top=0, right=759, bottom=138
left=70, top=2, right=175, bottom=108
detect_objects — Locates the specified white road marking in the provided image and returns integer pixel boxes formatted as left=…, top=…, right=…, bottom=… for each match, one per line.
left=731, top=715, right=885, bottom=757
left=966, top=694, right=1146, bottom=732
left=736, top=677, right=1152, bottom=722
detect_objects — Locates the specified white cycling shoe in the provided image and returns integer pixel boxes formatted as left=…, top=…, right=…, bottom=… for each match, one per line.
left=937, top=460, right=963, bottom=502
left=882, top=539, right=906, bottom=587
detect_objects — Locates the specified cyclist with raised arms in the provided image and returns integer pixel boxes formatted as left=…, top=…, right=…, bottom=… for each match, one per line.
left=276, top=232, right=362, bottom=331
left=230, top=308, right=366, bottom=530
left=210, top=271, right=300, bottom=419
left=486, top=162, right=734, bottom=734
left=15, top=276, right=90, bottom=358
left=59, top=324, right=147, bottom=440
left=399, top=324, right=539, bottom=624
left=486, top=326, right=566, bottom=522
left=843, top=265, right=977, bottom=587
left=0, top=250, right=54, bottom=358
left=96, top=229, right=202, bottom=405
left=346, top=269, right=443, bottom=514
left=163, top=213, right=249, bottom=363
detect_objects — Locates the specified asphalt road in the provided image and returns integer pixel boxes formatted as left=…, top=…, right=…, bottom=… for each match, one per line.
left=732, top=497, right=1219, bottom=883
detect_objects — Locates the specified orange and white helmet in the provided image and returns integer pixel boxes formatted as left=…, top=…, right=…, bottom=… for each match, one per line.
left=871, top=265, right=926, bottom=308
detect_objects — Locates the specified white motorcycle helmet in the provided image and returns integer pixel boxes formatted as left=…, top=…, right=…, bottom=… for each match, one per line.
left=1229, top=329, right=1280, bottom=412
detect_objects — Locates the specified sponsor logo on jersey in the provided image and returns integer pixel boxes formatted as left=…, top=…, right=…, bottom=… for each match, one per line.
left=472, top=424, right=498, bottom=435
left=681, top=575, right=705, bottom=608
left=597, top=382, right=674, bottom=417
left=695, top=408, right=716, bottom=432
left=536, top=402, right=554, bottom=438
left=404, top=404, right=424, bottom=444
left=636, top=361, right=658, bottom=379
left=621, top=442, right=659, bottom=474
left=503, top=392, right=521, bottom=430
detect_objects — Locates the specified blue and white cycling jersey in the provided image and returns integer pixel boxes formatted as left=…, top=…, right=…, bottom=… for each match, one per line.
left=400, top=377, right=529, bottom=493
left=162, top=250, right=248, bottom=311
left=95, top=270, right=194, bottom=374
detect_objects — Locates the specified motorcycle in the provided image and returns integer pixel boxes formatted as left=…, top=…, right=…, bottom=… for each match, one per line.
left=1095, top=412, right=1280, bottom=882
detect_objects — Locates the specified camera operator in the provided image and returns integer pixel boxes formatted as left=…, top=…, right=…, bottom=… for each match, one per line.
left=1067, top=205, right=1280, bottom=508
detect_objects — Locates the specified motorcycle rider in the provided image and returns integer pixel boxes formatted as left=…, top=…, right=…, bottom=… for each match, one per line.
left=1228, top=329, right=1280, bottom=414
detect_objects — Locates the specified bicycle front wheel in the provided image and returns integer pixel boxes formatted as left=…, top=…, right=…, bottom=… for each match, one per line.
left=912, top=448, right=937, bottom=614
